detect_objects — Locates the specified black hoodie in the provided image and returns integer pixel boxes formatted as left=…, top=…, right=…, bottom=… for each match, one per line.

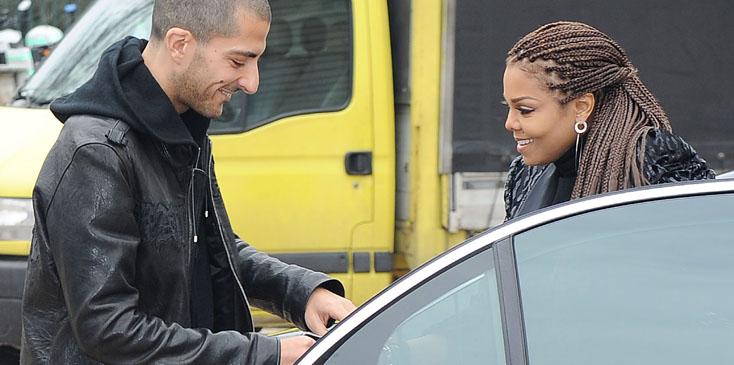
left=50, top=36, right=215, bottom=328
left=50, top=36, right=210, bottom=146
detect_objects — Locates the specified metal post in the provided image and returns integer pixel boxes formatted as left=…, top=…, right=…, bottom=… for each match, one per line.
left=16, top=0, right=32, bottom=39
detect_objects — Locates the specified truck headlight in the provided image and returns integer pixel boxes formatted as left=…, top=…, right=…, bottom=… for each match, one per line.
left=0, top=198, right=34, bottom=241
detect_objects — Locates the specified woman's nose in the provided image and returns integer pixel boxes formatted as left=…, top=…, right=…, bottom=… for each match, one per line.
left=505, top=112, right=520, bottom=132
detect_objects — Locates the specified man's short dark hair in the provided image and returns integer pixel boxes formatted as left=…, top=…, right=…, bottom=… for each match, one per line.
left=151, top=0, right=271, bottom=42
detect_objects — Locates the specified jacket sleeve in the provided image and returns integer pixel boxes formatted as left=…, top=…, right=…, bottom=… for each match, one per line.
left=642, top=129, right=716, bottom=184
left=234, top=238, right=345, bottom=331
left=45, top=143, right=279, bottom=365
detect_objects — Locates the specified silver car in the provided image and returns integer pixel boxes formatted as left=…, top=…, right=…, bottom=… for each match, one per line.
left=298, top=179, right=734, bottom=365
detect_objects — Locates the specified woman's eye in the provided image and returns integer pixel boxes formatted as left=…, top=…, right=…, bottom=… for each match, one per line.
left=501, top=100, right=534, bottom=115
left=518, top=107, right=534, bottom=115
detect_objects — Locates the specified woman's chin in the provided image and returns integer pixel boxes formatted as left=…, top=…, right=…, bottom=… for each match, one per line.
left=521, top=155, right=550, bottom=166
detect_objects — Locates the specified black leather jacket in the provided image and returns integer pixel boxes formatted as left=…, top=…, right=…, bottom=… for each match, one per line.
left=21, top=116, right=341, bottom=364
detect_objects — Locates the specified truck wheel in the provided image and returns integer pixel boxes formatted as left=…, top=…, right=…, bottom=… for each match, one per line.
left=0, top=346, right=20, bottom=364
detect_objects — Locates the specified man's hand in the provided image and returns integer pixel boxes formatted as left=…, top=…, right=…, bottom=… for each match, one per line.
left=279, top=336, right=315, bottom=365
left=305, top=287, right=357, bottom=336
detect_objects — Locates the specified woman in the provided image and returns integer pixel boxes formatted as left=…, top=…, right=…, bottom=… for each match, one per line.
left=503, top=21, right=715, bottom=221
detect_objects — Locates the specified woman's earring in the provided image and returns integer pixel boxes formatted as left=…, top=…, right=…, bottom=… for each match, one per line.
left=574, top=120, right=588, bottom=170
left=574, top=120, right=588, bottom=134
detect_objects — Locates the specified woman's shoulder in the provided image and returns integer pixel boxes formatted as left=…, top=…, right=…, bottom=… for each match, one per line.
left=642, top=128, right=716, bottom=183
left=504, top=155, right=548, bottom=220
left=507, top=155, right=525, bottom=177
left=504, top=156, right=525, bottom=221
left=644, top=128, right=696, bottom=159
left=506, top=155, right=537, bottom=191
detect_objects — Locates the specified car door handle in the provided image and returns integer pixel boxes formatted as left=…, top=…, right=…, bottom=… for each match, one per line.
left=345, top=151, right=372, bottom=175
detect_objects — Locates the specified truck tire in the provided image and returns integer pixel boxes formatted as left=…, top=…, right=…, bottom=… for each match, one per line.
left=0, top=346, right=20, bottom=364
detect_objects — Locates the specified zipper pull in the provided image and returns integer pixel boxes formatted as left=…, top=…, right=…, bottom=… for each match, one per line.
left=205, top=210, right=209, bottom=218
left=193, top=235, right=198, bottom=243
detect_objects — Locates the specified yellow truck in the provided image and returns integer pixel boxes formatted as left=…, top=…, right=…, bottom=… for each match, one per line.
left=0, top=0, right=509, bottom=358
left=1, top=0, right=733, bottom=361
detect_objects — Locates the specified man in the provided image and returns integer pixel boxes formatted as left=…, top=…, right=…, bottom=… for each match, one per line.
left=21, top=0, right=355, bottom=364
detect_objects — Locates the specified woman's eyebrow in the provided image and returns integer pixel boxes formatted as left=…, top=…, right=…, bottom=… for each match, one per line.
left=510, top=96, right=540, bottom=103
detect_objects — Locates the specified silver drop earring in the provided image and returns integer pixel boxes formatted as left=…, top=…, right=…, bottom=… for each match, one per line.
left=574, top=119, right=588, bottom=170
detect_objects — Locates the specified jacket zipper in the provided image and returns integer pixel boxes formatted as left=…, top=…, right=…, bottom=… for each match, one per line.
left=187, top=146, right=201, bottom=320
left=190, top=148, right=201, bottom=245
left=162, top=142, right=204, bottom=327
left=205, top=139, right=254, bottom=331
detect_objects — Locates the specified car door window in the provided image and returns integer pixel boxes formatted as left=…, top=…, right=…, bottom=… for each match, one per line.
left=514, top=193, right=734, bottom=365
left=210, top=0, right=352, bottom=134
left=322, top=247, right=506, bottom=365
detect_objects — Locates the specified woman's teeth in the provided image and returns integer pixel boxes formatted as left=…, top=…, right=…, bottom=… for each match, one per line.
left=518, top=139, right=534, bottom=146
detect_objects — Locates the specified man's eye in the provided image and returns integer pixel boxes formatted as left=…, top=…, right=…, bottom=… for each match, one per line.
left=231, top=60, right=245, bottom=67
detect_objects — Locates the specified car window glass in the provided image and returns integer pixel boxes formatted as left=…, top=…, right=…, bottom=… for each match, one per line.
left=210, top=0, right=352, bottom=134
left=322, top=247, right=506, bottom=365
left=514, top=193, right=734, bottom=365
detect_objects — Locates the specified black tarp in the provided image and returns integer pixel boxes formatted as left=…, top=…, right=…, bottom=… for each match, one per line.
left=452, top=0, right=734, bottom=173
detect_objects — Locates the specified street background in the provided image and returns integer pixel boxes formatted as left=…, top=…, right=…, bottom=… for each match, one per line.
left=0, top=0, right=93, bottom=31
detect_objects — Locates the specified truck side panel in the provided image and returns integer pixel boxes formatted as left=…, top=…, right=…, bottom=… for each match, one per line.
left=211, top=0, right=395, bottom=311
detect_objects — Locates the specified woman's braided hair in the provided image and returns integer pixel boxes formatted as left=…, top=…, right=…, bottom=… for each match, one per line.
left=507, top=21, right=672, bottom=198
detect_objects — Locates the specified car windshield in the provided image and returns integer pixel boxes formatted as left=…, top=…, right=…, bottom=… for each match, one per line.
left=19, top=0, right=152, bottom=105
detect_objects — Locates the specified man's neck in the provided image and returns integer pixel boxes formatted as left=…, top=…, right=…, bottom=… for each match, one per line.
left=142, top=42, right=189, bottom=114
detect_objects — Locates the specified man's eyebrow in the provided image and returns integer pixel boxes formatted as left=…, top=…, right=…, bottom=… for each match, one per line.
left=227, top=50, right=260, bottom=58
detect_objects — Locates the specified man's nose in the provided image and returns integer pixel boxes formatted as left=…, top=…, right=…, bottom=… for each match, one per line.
left=238, top=66, right=260, bottom=95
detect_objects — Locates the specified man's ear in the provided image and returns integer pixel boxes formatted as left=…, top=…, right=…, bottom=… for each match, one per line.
left=573, top=92, right=595, bottom=122
left=164, top=27, right=195, bottom=65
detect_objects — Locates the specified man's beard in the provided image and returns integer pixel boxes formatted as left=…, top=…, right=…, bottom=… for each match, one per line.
left=172, top=57, right=223, bottom=119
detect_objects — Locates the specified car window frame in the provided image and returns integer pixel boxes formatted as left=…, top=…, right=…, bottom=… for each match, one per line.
left=319, top=242, right=510, bottom=364
left=300, top=180, right=734, bottom=365
left=298, top=232, right=516, bottom=364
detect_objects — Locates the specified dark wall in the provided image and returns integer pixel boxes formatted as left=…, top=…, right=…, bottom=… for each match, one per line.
left=453, top=0, right=734, bottom=172
left=387, top=0, right=410, bottom=105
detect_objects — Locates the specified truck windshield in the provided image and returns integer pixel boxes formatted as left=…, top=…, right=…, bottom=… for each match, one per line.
left=20, top=0, right=152, bottom=105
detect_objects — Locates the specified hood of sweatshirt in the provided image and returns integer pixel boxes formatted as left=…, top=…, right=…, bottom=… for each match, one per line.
left=50, top=36, right=209, bottom=146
